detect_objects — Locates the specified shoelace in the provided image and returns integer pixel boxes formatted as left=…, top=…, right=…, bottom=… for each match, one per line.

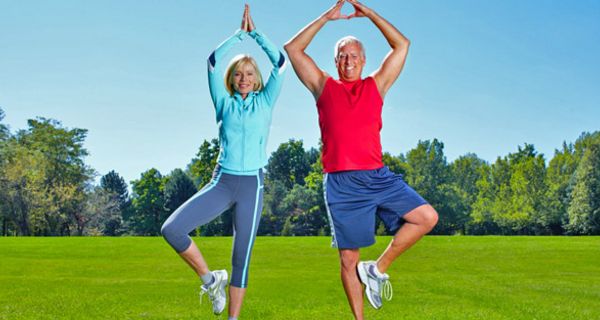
left=381, top=278, right=393, bottom=301
left=199, top=284, right=217, bottom=305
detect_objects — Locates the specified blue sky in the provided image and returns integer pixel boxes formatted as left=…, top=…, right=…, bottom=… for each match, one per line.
left=1, top=0, right=599, bottom=185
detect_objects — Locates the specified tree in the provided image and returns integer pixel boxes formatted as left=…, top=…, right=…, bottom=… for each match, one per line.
left=506, top=145, right=547, bottom=234
left=450, top=154, right=487, bottom=206
left=0, top=118, right=92, bottom=235
left=0, top=107, right=8, bottom=142
left=566, top=143, right=600, bottom=234
left=382, top=152, right=408, bottom=176
left=99, top=170, right=130, bottom=235
left=405, top=139, right=462, bottom=234
left=259, top=140, right=320, bottom=236
left=188, top=138, right=220, bottom=188
left=266, top=139, right=312, bottom=190
left=0, top=142, right=45, bottom=235
left=471, top=144, right=546, bottom=235
left=469, top=164, right=498, bottom=234
left=101, top=170, right=129, bottom=208
left=0, top=108, right=11, bottom=234
left=130, top=168, right=168, bottom=235
left=164, top=169, right=197, bottom=213
left=304, top=150, right=324, bottom=192
left=83, top=186, right=122, bottom=236
left=259, top=179, right=289, bottom=235
left=278, top=184, right=327, bottom=236
left=448, top=154, right=487, bottom=234
left=544, top=143, right=578, bottom=234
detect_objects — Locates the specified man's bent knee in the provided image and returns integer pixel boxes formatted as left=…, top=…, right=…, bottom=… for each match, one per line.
left=405, top=205, right=439, bottom=231
left=421, top=206, right=439, bottom=231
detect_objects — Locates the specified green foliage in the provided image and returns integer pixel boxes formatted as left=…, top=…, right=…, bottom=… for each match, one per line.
left=266, top=139, right=312, bottom=190
left=0, top=117, right=92, bottom=236
left=261, top=141, right=311, bottom=235
left=260, top=142, right=327, bottom=236
left=83, top=186, right=122, bottom=236
left=187, top=138, right=219, bottom=188
left=130, top=168, right=168, bottom=235
left=0, top=107, right=8, bottom=142
left=469, top=165, right=499, bottom=234
left=566, top=143, right=600, bottom=234
left=100, top=170, right=129, bottom=208
left=543, top=143, right=578, bottom=234
left=2, top=107, right=600, bottom=237
left=304, top=155, right=324, bottom=192
left=99, top=170, right=130, bottom=235
left=450, top=153, right=487, bottom=205
left=450, top=154, right=488, bottom=234
left=277, top=184, right=327, bottom=236
left=163, top=169, right=197, bottom=213
left=471, top=144, right=548, bottom=234
left=382, top=152, right=408, bottom=176
left=405, top=139, right=462, bottom=234
left=259, top=179, right=289, bottom=235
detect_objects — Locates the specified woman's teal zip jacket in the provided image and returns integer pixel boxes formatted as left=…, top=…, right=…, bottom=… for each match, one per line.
left=208, top=29, right=286, bottom=175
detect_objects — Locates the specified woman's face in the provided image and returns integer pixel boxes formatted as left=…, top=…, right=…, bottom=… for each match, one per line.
left=233, top=62, right=257, bottom=98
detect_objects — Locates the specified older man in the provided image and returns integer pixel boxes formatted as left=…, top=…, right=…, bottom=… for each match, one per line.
left=284, top=1, right=438, bottom=318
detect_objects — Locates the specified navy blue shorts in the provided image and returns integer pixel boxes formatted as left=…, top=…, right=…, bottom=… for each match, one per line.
left=323, top=166, right=428, bottom=249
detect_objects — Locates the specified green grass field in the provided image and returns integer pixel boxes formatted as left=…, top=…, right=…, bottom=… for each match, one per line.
left=1, top=236, right=599, bottom=319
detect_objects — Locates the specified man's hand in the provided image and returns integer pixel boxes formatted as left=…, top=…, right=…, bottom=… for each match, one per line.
left=347, top=0, right=373, bottom=19
left=323, top=0, right=351, bottom=21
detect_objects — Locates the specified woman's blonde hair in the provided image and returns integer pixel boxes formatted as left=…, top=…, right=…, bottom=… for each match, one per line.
left=224, top=54, right=264, bottom=96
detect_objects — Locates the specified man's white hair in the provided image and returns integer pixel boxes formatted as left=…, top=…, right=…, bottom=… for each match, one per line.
left=334, top=36, right=366, bottom=59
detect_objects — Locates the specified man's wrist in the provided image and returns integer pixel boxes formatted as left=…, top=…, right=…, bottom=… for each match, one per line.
left=318, top=14, right=330, bottom=23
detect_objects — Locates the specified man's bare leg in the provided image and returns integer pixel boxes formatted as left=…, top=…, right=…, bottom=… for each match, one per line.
left=377, top=204, right=438, bottom=273
left=340, top=249, right=365, bottom=320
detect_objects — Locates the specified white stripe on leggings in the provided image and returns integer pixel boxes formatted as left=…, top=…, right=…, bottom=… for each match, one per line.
left=184, top=169, right=222, bottom=205
left=241, top=172, right=262, bottom=287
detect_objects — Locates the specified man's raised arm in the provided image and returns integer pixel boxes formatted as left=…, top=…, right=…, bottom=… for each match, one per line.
left=284, top=0, right=348, bottom=100
left=349, top=0, right=410, bottom=98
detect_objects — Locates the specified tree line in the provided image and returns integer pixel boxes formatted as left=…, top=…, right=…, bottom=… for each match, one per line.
left=1, top=107, right=599, bottom=236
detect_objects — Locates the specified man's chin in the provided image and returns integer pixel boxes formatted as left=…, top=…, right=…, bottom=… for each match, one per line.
left=340, top=75, right=360, bottom=82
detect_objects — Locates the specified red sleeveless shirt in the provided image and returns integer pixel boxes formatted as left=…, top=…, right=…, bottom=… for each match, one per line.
left=316, top=77, right=384, bottom=173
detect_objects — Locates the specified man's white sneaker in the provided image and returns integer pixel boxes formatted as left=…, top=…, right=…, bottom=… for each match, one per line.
left=357, top=261, right=393, bottom=309
left=200, top=270, right=228, bottom=315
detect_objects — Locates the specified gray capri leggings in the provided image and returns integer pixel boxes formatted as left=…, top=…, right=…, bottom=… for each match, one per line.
left=161, top=166, right=264, bottom=288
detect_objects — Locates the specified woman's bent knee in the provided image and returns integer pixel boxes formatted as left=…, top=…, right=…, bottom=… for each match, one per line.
left=161, top=221, right=191, bottom=253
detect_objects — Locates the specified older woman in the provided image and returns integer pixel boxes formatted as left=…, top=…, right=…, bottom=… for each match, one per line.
left=161, top=5, right=286, bottom=319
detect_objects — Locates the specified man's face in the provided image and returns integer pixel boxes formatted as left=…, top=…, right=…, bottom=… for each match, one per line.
left=335, top=42, right=365, bottom=82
